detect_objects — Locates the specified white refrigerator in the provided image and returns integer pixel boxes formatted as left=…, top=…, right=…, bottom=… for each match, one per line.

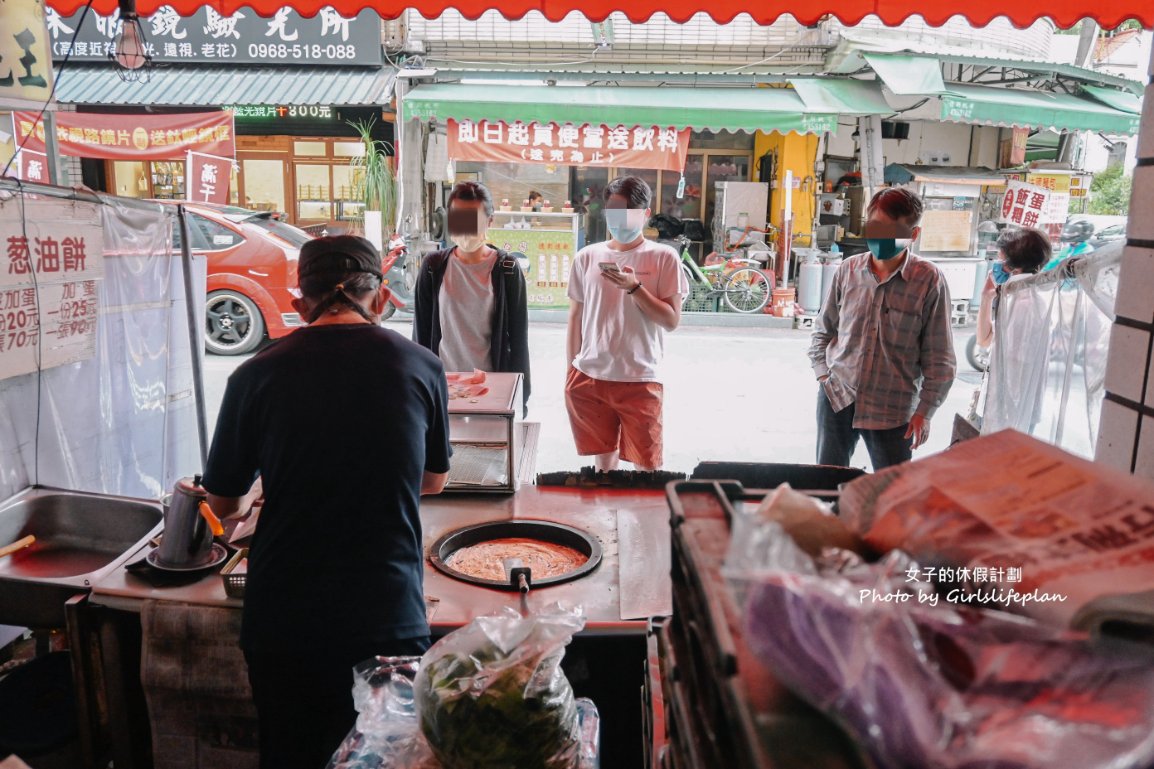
left=712, top=181, right=769, bottom=249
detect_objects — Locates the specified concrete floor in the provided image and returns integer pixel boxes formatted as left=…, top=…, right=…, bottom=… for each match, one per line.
left=204, top=315, right=984, bottom=476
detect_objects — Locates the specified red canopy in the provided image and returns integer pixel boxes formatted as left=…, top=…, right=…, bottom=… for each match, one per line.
left=43, top=0, right=1152, bottom=29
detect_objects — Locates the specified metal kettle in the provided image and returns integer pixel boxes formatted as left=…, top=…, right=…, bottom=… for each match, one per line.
left=157, top=474, right=224, bottom=568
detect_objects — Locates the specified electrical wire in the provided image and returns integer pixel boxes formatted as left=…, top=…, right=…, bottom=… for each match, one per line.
left=1, top=0, right=95, bottom=180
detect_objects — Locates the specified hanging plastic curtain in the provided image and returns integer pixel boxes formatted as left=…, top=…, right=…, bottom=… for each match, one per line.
left=981, top=245, right=1120, bottom=457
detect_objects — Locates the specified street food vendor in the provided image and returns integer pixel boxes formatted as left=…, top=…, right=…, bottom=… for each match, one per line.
left=201, top=235, right=452, bottom=769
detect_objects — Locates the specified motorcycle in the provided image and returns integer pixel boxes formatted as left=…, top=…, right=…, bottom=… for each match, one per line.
left=379, top=234, right=414, bottom=320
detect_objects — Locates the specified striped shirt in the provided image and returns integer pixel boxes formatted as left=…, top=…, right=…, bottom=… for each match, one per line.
left=808, top=251, right=956, bottom=430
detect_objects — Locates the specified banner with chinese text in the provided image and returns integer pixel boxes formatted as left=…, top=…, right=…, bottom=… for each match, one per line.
left=449, top=119, right=690, bottom=172
left=6, top=148, right=53, bottom=184
left=490, top=227, right=576, bottom=309
left=187, top=151, right=232, bottom=204
left=0, top=0, right=55, bottom=109
left=0, top=199, right=104, bottom=380
left=998, top=180, right=1051, bottom=231
left=14, top=110, right=235, bottom=160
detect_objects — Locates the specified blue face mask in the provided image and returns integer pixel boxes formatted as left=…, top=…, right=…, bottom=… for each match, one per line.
left=991, top=261, right=1011, bottom=285
left=866, top=238, right=911, bottom=261
left=605, top=209, right=646, bottom=245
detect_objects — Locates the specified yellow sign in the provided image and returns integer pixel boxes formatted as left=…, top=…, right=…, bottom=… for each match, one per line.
left=0, top=0, right=55, bottom=110
left=1025, top=172, right=1072, bottom=194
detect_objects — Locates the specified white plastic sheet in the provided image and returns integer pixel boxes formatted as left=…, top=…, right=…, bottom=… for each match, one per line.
left=0, top=188, right=204, bottom=502
left=981, top=246, right=1120, bottom=457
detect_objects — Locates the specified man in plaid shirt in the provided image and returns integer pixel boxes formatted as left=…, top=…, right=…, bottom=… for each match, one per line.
left=808, top=188, right=956, bottom=470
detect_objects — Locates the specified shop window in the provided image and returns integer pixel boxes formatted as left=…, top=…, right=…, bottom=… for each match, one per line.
left=189, top=213, right=242, bottom=250
left=150, top=161, right=185, bottom=200
left=242, top=159, right=286, bottom=213
left=294, top=141, right=327, bottom=157
left=331, top=164, right=361, bottom=221
left=689, top=130, right=756, bottom=151
left=703, top=154, right=753, bottom=240
left=296, top=163, right=333, bottom=221
left=333, top=141, right=365, bottom=158
left=112, top=160, right=148, bottom=198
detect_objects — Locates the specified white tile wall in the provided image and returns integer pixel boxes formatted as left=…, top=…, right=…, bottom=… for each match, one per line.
left=1105, top=325, right=1150, bottom=404
left=1098, top=45, right=1154, bottom=478
left=1117, top=246, right=1154, bottom=323
left=1139, top=83, right=1154, bottom=161
left=1136, top=416, right=1154, bottom=478
left=1131, top=165, right=1154, bottom=243
left=1097, top=398, right=1141, bottom=471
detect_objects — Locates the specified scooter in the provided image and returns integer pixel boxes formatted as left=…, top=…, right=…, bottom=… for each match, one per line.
left=379, top=235, right=413, bottom=320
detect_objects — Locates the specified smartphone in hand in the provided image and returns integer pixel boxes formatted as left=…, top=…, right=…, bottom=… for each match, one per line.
left=598, top=261, right=621, bottom=274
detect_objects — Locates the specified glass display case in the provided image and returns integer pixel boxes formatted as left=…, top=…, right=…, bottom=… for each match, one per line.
left=445, top=372, right=527, bottom=493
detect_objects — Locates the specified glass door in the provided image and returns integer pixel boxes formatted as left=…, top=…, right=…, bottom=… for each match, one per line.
left=240, top=158, right=286, bottom=214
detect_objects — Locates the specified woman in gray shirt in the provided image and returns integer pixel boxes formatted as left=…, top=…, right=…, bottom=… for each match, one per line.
left=413, top=181, right=531, bottom=413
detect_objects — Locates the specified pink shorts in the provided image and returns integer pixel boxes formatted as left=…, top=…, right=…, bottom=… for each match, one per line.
left=564, top=368, right=663, bottom=469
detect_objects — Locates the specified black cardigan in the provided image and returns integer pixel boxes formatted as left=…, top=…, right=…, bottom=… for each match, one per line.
left=412, top=246, right=531, bottom=412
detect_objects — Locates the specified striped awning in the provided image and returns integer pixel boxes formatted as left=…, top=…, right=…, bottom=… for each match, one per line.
left=54, top=65, right=395, bottom=107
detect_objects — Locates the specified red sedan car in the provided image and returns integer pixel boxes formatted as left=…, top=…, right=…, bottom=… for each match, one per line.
left=160, top=202, right=311, bottom=355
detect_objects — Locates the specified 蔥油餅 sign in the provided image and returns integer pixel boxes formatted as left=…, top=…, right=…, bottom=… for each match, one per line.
left=0, top=198, right=104, bottom=381
left=449, top=119, right=691, bottom=173
left=13, top=110, right=235, bottom=160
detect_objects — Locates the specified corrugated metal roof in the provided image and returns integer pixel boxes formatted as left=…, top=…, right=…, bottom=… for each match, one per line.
left=54, top=65, right=396, bottom=107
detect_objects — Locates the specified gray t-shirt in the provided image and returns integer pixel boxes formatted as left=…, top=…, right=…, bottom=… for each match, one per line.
left=438, top=249, right=496, bottom=371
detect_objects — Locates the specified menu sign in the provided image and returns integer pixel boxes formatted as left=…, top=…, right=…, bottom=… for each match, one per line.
left=998, top=180, right=1050, bottom=230
left=0, top=199, right=103, bottom=380
left=449, top=119, right=691, bottom=173
left=47, top=6, right=381, bottom=66
left=13, top=110, right=234, bottom=160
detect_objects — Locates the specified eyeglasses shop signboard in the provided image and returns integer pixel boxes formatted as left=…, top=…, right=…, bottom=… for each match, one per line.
left=0, top=0, right=55, bottom=109
left=46, top=6, right=382, bottom=66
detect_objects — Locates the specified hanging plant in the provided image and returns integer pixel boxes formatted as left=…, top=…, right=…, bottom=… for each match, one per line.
left=348, top=117, right=397, bottom=229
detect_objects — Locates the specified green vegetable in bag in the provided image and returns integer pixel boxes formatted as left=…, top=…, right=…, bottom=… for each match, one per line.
left=414, top=605, right=585, bottom=769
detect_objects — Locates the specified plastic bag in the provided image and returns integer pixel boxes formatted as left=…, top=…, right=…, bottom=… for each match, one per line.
left=414, top=604, right=586, bottom=769
left=327, top=657, right=438, bottom=769
left=723, top=507, right=1154, bottom=769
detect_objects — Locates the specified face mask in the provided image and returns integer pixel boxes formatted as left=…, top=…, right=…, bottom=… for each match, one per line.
left=452, top=234, right=486, bottom=253
left=990, top=261, right=1011, bottom=285
left=866, top=238, right=911, bottom=261
left=605, top=209, right=646, bottom=245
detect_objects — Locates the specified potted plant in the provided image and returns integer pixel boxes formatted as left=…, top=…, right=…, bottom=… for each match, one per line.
left=348, top=117, right=396, bottom=252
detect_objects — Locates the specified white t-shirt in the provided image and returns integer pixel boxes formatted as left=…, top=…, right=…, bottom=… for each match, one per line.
left=438, top=249, right=496, bottom=371
left=567, top=239, right=687, bottom=383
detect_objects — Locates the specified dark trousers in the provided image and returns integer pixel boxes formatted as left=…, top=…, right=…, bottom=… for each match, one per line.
left=816, top=388, right=913, bottom=471
left=244, top=636, right=430, bottom=769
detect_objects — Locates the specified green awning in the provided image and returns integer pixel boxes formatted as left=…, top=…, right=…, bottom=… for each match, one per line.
left=940, top=84, right=1140, bottom=135
left=863, top=53, right=946, bottom=95
left=1081, top=85, right=1143, bottom=114
left=787, top=78, right=893, bottom=115
left=402, top=84, right=837, bottom=134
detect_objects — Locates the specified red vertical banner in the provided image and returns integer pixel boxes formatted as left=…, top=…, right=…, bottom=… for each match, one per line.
left=5, top=149, right=52, bottom=184
left=186, top=152, right=233, bottom=205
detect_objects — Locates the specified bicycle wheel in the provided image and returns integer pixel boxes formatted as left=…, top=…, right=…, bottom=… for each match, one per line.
left=723, top=268, right=770, bottom=313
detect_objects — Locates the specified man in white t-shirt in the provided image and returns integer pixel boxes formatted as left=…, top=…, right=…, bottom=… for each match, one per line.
left=565, top=176, right=688, bottom=471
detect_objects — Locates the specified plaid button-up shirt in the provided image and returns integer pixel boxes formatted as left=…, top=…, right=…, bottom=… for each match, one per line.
left=808, top=251, right=956, bottom=430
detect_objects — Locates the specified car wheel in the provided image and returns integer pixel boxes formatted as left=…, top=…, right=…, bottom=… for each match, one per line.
left=205, top=290, right=265, bottom=356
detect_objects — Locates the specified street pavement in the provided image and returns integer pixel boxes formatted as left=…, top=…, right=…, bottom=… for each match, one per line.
left=203, top=317, right=983, bottom=476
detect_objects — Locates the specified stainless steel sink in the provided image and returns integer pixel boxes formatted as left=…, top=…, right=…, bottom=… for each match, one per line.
left=0, top=487, right=163, bottom=628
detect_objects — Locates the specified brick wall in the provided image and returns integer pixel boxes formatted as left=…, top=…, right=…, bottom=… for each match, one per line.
left=1095, top=47, right=1154, bottom=477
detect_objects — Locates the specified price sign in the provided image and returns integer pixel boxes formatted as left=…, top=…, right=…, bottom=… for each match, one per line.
left=0, top=199, right=104, bottom=380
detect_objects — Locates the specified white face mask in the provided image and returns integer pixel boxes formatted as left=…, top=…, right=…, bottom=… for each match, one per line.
left=452, top=234, right=486, bottom=253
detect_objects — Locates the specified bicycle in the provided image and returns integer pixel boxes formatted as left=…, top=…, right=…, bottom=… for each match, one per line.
left=674, top=235, right=773, bottom=314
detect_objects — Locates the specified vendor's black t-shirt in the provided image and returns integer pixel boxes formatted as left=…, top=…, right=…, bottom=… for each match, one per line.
left=202, top=324, right=451, bottom=653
